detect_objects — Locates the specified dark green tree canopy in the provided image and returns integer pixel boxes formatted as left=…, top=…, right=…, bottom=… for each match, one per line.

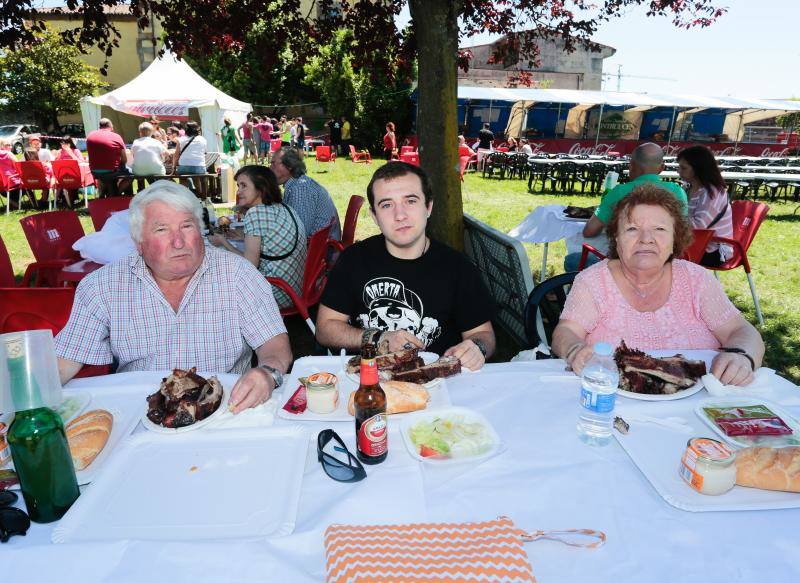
left=0, top=25, right=106, bottom=130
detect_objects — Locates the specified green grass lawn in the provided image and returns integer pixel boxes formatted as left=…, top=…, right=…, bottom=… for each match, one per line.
left=2, top=159, right=799, bottom=382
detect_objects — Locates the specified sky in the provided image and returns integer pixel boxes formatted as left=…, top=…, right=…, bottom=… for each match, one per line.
left=402, top=0, right=799, bottom=99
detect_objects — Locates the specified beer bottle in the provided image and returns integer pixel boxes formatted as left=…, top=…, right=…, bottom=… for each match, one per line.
left=354, top=343, right=387, bottom=464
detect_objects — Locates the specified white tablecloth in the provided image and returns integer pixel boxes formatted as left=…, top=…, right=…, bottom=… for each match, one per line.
left=5, top=361, right=800, bottom=582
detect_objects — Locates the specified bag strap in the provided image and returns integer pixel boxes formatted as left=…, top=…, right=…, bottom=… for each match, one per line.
left=178, top=135, right=198, bottom=165
left=260, top=204, right=300, bottom=261
left=519, top=527, right=606, bottom=549
left=707, top=205, right=728, bottom=229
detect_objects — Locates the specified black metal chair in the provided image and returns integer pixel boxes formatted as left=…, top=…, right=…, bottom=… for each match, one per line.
left=523, top=271, right=578, bottom=354
left=506, top=153, right=529, bottom=180
left=482, top=152, right=510, bottom=179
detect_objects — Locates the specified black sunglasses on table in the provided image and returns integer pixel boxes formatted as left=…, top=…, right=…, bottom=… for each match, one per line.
left=317, top=429, right=366, bottom=483
left=0, top=489, right=31, bottom=542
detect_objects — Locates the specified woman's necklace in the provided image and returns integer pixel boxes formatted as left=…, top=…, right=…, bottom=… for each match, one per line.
left=619, top=264, right=666, bottom=299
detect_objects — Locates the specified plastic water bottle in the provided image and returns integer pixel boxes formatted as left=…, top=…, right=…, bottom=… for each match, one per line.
left=577, top=342, right=619, bottom=446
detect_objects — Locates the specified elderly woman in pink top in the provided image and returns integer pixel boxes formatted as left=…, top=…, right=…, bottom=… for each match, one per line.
left=552, top=183, right=763, bottom=386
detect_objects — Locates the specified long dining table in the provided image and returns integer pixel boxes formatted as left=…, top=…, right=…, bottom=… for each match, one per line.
left=5, top=356, right=800, bottom=582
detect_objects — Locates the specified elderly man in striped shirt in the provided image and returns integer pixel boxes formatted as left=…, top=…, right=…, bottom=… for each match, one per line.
left=55, top=181, right=292, bottom=412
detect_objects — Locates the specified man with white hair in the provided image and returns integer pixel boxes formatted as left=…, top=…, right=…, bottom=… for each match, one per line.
left=55, top=180, right=291, bottom=412
left=564, top=142, right=687, bottom=271
left=131, top=121, right=167, bottom=176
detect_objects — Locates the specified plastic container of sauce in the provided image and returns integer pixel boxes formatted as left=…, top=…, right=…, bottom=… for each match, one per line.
left=303, top=373, right=339, bottom=414
left=679, top=437, right=736, bottom=495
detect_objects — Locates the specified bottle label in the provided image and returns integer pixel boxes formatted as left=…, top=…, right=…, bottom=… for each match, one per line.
left=580, top=387, right=616, bottom=413
left=360, top=357, right=378, bottom=385
left=357, top=413, right=387, bottom=458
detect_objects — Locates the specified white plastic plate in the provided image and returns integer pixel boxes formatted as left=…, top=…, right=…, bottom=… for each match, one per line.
left=694, top=397, right=800, bottom=448
left=617, top=349, right=713, bottom=401
left=52, top=425, right=308, bottom=543
left=141, top=388, right=230, bottom=434
left=399, top=406, right=504, bottom=466
left=618, top=379, right=704, bottom=401
left=7, top=404, right=141, bottom=488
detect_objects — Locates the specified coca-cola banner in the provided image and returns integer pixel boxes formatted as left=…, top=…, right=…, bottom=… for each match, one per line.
left=117, top=100, right=190, bottom=120
left=526, top=139, right=793, bottom=158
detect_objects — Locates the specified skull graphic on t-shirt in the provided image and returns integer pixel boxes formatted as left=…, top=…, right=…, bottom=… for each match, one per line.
left=356, top=277, right=441, bottom=348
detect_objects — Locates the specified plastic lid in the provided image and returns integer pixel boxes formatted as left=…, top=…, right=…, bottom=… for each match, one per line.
left=593, top=342, right=613, bottom=357
left=0, top=331, right=63, bottom=413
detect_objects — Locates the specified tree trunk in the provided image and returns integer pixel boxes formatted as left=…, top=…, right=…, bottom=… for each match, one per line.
left=409, top=0, right=463, bottom=250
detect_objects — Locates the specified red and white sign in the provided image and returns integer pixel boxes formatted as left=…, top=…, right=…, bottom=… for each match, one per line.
left=523, top=139, right=792, bottom=157
left=118, top=100, right=190, bottom=120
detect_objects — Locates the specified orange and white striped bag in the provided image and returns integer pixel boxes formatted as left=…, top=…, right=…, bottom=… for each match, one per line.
left=324, top=516, right=605, bottom=583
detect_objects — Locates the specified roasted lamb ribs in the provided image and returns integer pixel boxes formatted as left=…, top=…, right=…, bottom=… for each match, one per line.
left=146, top=368, right=224, bottom=428
left=614, top=340, right=706, bottom=395
left=346, top=346, right=461, bottom=383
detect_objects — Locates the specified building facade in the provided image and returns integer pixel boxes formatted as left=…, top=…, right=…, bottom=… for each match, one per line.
left=460, top=34, right=615, bottom=90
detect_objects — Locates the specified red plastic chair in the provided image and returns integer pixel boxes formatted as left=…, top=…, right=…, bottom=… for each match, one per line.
left=338, top=195, right=365, bottom=248
left=400, top=152, right=420, bottom=166
left=577, top=244, right=607, bottom=271
left=0, top=168, right=27, bottom=214
left=19, top=210, right=84, bottom=286
left=87, top=196, right=132, bottom=231
left=0, top=234, right=18, bottom=287
left=0, top=287, right=110, bottom=378
left=314, top=146, right=336, bottom=169
left=681, top=229, right=715, bottom=264
left=349, top=144, right=372, bottom=164
left=267, top=224, right=333, bottom=333
left=52, top=159, right=94, bottom=207
left=706, top=200, right=769, bottom=326
left=459, top=156, right=471, bottom=182
left=16, top=160, right=54, bottom=209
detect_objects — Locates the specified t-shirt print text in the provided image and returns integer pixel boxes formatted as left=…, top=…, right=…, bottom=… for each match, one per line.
left=357, top=277, right=441, bottom=347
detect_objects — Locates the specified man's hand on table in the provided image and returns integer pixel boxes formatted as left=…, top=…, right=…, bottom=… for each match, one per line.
left=380, top=330, right=424, bottom=353
left=444, top=339, right=485, bottom=371
left=229, top=367, right=276, bottom=414
left=711, top=352, right=754, bottom=386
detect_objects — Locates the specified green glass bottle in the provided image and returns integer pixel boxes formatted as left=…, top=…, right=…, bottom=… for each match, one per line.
left=5, top=340, right=79, bottom=523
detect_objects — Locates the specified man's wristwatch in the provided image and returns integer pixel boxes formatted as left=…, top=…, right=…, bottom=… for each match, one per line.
left=258, top=364, right=284, bottom=389
left=471, top=338, right=488, bottom=358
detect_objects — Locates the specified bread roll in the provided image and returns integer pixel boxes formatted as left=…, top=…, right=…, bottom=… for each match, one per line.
left=735, top=446, right=800, bottom=493
left=347, top=381, right=429, bottom=416
left=66, top=409, right=113, bottom=471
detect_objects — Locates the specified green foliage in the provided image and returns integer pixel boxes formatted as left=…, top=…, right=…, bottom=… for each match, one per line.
left=183, top=11, right=319, bottom=113
left=0, top=25, right=106, bottom=130
left=303, top=29, right=357, bottom=120
left=303, top=28, right=414, bottom=151
left=776, top=112, right=800, bottom=129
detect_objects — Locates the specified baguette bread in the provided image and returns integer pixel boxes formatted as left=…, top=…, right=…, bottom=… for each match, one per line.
left=347, top=381, right=429, bottom=416
left=66, top=409, right=113, bottom=471
left=735, top=446, right=800, bottom=493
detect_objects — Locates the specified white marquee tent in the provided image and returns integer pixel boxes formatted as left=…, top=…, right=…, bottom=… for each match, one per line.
left=80, top=51, right=251, bottom=152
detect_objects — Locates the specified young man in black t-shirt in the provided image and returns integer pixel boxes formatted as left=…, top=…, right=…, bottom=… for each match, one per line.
left=316, top=163, right=496, bottom=370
